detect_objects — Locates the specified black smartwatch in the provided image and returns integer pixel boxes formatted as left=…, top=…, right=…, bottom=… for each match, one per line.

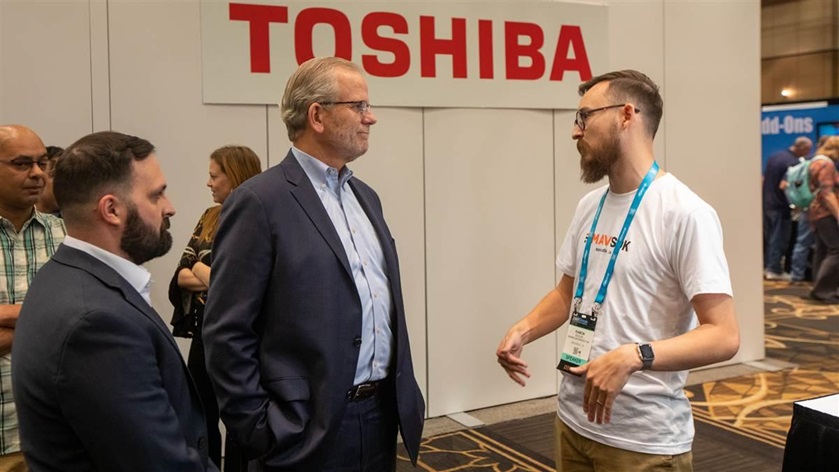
left=636, top=343, right=654, bottom=370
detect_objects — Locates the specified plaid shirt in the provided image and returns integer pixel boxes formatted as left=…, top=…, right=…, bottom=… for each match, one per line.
left=0, top=210, right=65, bottom=454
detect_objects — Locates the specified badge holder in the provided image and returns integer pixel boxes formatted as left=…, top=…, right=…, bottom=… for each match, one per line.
left=557, top=299, right=599, bottom=376
left=555, top=162, right=658, bottom=377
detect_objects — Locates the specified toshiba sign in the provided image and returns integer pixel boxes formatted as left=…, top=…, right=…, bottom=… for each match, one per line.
left=201, top=1, right=607, bottom=109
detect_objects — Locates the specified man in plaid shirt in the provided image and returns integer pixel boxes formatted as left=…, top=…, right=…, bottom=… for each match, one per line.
left=807, top=136, right=839, bottom=303
left=0, top=125, right=65, bottom=471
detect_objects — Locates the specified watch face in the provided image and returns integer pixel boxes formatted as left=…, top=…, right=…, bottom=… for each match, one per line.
left=640, top=344, right=654, bottom=360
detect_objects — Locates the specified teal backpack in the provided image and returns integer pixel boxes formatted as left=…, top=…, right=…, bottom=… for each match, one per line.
left=784, top=155, right=831, bottom=209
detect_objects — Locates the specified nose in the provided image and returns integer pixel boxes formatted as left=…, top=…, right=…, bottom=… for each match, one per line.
left=207, top=178, right=212, bottom=188
left=364, top=109, right=377, bottom=125
left=163, top=196, right=176, bottom=217
left=30, top=163, right=46, bottom=178
left=571, top=123, right=583, bottom=140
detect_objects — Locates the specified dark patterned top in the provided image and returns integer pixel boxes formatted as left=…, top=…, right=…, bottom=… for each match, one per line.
left=168, top=207, right=216, bottom=338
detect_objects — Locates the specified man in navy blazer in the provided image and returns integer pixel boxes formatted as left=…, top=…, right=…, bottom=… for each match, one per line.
left=12, top=131, right=217, bottom=471
left=203, top=57, right=425, bottom=471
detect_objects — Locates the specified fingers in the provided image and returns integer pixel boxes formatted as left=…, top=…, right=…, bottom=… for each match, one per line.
left=497, top=351, right=530, bottom=387
left=498, top=361, right=530, bottom=386
left=505, top=369, right=528, bottom=387
left=578, top=362, right=612, bottom=424
left=583, top=386, right=612, bottom=424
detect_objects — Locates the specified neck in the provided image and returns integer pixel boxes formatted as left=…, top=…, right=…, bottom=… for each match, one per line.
left=35, top=202, right=57, bottom=215
left=0, top=205, right=34, bottom=233
left=607, top=147, right=657, bottom=194
left=294, top=137, right=347, bottom=171
left=66, top=223, right=130, bottom=261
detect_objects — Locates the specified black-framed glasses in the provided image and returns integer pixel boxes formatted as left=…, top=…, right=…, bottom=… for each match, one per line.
left=0, top=157, right=49, bottom=172
left=574, top=104, right=640, bottom=131
left=320, top=100, right=372, bottom=115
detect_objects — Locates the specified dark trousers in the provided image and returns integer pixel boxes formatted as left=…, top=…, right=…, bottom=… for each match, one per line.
left=321, top=383, right=399, bottom=472
left=791, top=211, right=815, bottom=281
left=764, top=208, right=792, bottom=274
left=811, top=216, right=839, bottom=300
left=189, top=335, right=248, bottom=471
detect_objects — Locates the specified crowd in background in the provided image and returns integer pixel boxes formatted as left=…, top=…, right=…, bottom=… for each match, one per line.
left=762, top=134, right=839, bottom=304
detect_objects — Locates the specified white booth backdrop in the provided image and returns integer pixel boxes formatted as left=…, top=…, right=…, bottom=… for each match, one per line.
left=0, top=0, right=762, bottom=418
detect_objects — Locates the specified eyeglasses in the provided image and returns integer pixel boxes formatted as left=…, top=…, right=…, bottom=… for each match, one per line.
left=320, top=100, right=372, bottom=115
left=0, top=157, right=50, bottom=172
left=574, top=104, right=640, bottom=131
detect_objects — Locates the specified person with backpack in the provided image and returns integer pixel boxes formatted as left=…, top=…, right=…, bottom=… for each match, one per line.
left=763, top=137, right=812, bottom=280
left=787, top=135, right=833, bottom=282
left=806, top=136, right=839, bottom=303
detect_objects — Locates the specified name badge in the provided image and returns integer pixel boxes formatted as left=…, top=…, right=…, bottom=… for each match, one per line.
left=557, top=302, right=598, bottom=376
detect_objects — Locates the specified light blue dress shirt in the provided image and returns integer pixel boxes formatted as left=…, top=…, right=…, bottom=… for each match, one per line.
left=292, top=147, right=394, bottom=384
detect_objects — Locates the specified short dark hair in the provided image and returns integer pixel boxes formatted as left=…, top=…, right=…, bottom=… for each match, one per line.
left=579, top=70, right=663, bottom=139
left=45, top=146, right=64, bottom=160
left=54, top=131, right=154, bottom=213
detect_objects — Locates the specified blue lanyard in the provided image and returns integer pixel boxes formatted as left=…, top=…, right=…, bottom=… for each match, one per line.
left=573, top=162, right=660, bottom=315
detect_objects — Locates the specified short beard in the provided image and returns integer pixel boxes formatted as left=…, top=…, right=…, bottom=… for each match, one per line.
left=578, top=133, right=621, bottom=184
left=120, top=204, right=172, bottom=265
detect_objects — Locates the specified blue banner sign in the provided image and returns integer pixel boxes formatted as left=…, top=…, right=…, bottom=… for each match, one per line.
left=761, top=101, right=839, bottom=172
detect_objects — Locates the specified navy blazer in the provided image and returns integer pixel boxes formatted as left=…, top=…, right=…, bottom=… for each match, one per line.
left=12, top=245, right=217, bottom=472
left=204, top=151, right=424, bottom=470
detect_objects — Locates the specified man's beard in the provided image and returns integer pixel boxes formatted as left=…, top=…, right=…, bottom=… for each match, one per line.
left=120, top=204, right=172, bottom=265
left=578, top=133, right=621, bottom=184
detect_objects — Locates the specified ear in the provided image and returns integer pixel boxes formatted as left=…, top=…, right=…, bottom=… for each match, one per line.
left=621, top=103, right=639, bottom=130
left=307, top=102, right=326, bottom=134
left=96, top=194, right=123, bottom=227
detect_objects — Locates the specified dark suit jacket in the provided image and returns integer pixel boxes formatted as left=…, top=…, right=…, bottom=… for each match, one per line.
left=12, top=245, right=217, bottom=472
left=204, top=151, right=424, bottom=470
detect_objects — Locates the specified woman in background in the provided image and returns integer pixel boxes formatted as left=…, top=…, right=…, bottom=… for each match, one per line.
left=169, top=145, right=262, bottom=471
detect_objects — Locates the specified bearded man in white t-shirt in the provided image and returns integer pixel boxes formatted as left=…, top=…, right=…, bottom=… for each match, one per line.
left=496, top=70, right=740, bottom=472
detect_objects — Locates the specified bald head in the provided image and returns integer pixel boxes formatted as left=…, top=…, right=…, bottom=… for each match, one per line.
left=790, top=136, right=813, bottom=157
left=0, top=125, right=48, bottom=227
left=0, top=125, right=44, bottom=157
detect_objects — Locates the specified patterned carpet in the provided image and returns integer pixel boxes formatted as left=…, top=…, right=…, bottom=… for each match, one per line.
left=397, top=428, right=554, bottom=471
left=686, top=280, right=839, bottom=450
left=397, top=281, right=838, bottom=471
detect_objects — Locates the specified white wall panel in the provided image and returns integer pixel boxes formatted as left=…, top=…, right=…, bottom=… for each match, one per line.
left=607, top=0, right=666, bottom=165
left=425, top=109, right=557, bottom=416
left=105, top=1, right=271, bottom=346
left=267, top=104, right=290, bottom=168
left=346, top=107, right=428, bottom=403
left=90, top=0, right=111, bottom=131
left=0, top=0, right=93, bottom=146
left=663, top=0, right=764, bottom=364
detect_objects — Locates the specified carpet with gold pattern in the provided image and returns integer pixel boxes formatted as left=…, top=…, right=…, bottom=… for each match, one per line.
left=397, top=281, right=837, bottom=471
left=397, top=427, right=554, bottom=471
left=686, top=280, right=839, bottom=450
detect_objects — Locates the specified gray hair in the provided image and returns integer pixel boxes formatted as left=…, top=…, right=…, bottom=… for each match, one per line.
left=280, top=57, right=363, bottom=141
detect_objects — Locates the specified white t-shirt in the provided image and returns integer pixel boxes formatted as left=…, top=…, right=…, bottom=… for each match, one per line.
left=556, top=173, right=733, bottom=455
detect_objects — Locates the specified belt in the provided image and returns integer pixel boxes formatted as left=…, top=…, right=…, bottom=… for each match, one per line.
left=346, top=380, right=384, bottom=401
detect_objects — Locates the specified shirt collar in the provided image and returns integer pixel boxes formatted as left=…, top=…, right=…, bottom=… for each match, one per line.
left=31, top=209, right=53, bottom=228
left=0, top=208, right=43, bottom=233
left=291, top=147, right=354, bottom=191
left=62, top=235, right=153, bottom=306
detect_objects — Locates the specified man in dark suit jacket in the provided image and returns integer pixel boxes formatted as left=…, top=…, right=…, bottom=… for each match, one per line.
left=203, top=57, right=424, bottom=471
left=12, top=131, right=217, bottom=471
